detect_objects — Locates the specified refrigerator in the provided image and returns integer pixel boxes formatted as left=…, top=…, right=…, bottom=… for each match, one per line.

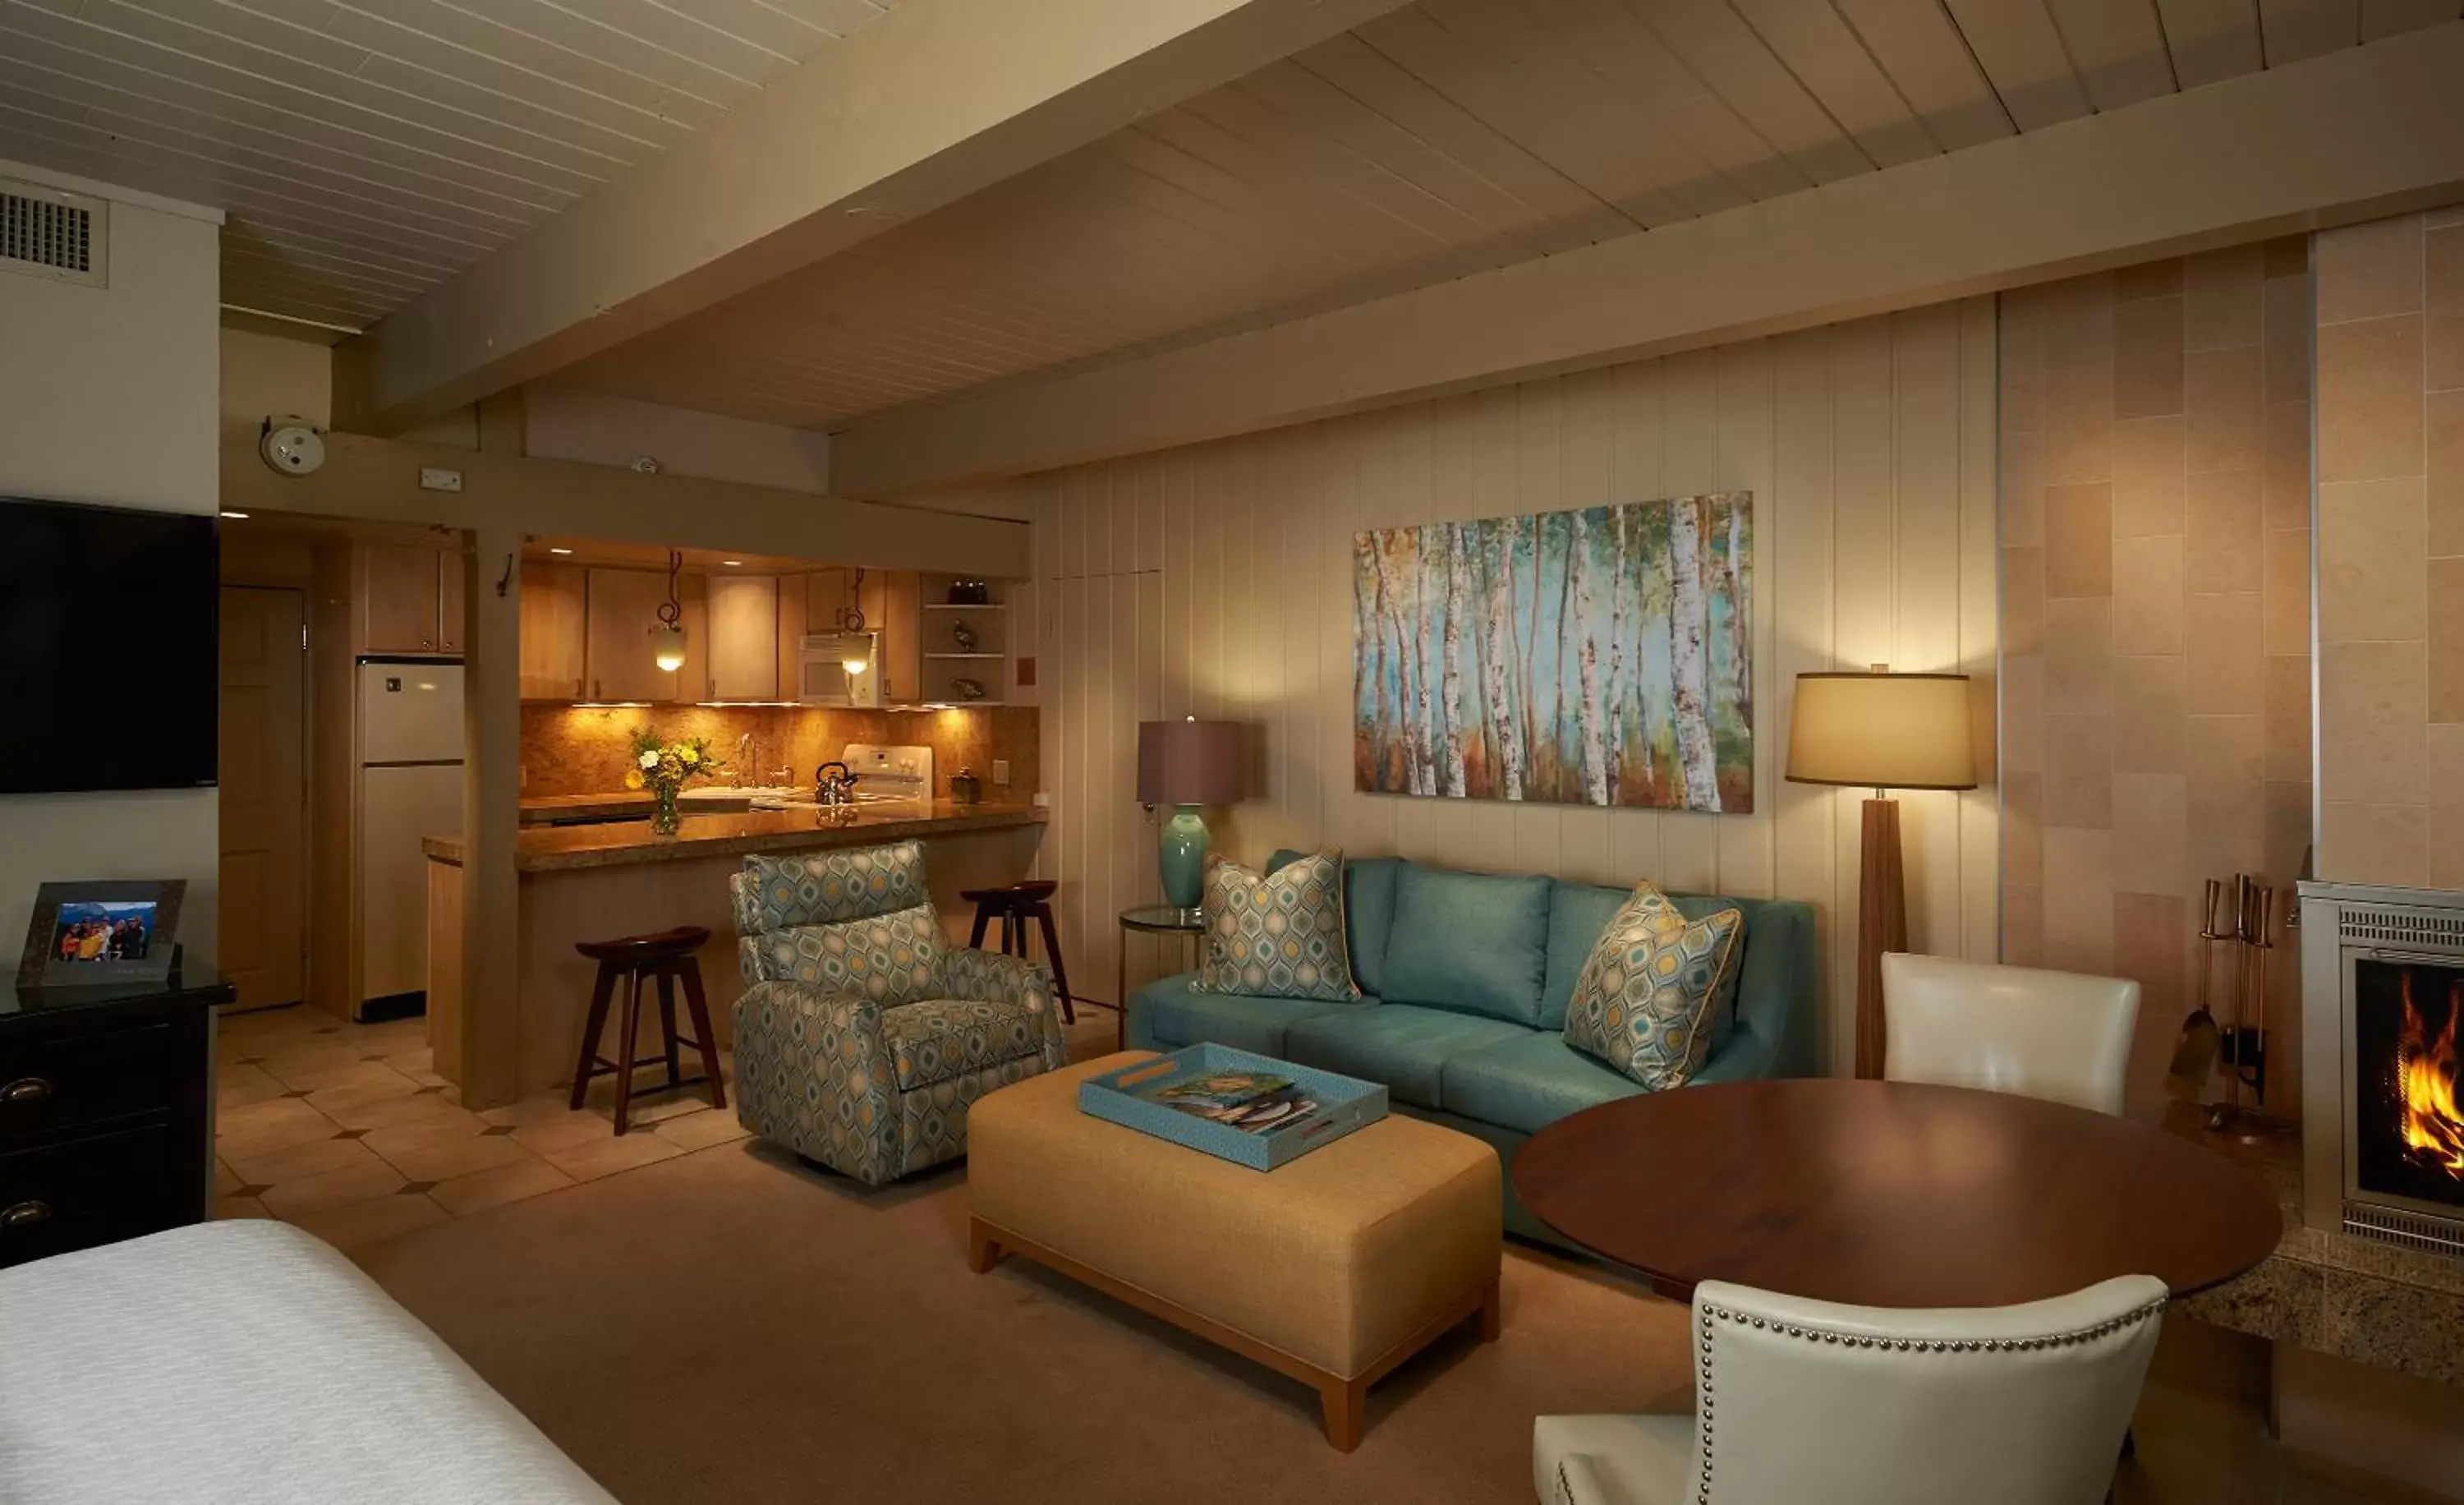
left=357, top=659, right=464, bottom=1012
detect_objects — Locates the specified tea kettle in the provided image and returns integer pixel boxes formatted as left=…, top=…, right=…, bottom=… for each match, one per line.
left=815, top=761, right=861, bottom=808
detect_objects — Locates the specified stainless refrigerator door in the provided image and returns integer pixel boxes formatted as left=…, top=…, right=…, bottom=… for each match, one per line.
left=358, top=762, right=463, bottom=1002
left=358, top=660, right=465, bottom=764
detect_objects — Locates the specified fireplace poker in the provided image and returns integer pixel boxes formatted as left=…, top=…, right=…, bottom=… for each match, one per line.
left=2168, top=878, right=2229, bottom=1102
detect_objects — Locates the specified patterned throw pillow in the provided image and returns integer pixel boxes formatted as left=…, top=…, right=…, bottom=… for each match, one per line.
left=1561, top=882, right=1743, bottom=1090
left=1193, top=849, right=1361, bottom=1002
left=754, top=900, right=946, bottom=1007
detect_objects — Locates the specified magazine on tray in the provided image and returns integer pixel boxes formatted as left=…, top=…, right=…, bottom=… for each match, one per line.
left=1142, top=1069, right=1322, bottom=1136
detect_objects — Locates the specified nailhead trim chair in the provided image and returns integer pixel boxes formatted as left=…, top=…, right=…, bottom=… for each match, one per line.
left=1533, top=1274, right=2167, bottom=1505
left=728, top=840, right=1067, bottom=1186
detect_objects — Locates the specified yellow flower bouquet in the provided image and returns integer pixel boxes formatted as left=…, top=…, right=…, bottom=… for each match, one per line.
left=628, top=729, right=724, bottom=836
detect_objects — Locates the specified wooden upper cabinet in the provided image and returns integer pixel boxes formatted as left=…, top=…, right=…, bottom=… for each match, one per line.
left=706, top=573, right=779, bottom=701
left=518, top=562, right=586, bottom=700
left=363, top=544, right=443, bottom=653
left=436, top=549, right=466, bottom=654
left=583, top=568, right=669, bottom=703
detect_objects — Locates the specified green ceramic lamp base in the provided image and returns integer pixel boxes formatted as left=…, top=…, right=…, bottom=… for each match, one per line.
left=1159, top=806, right=1211, bottom=909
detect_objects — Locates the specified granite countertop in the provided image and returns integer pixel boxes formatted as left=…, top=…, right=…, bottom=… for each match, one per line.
left=427, top=800, right=1045, bottom=873
left=2163, top=1102, right=2464, bottom=1387
left=518, top=791, right=756, bottom=822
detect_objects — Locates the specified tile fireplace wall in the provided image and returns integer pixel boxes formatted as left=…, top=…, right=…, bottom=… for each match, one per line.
left=2310, top=207, right=2464, bottom=890
left=1999, top=242, right=2315, bottom=1121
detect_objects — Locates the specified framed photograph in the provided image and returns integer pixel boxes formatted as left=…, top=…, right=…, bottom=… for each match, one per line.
left=16, top=879, right=186, bottom=988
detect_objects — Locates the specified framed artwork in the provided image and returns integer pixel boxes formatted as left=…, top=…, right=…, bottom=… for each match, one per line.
left=1353, top=492, right=1753, bottom=813
left=16, top=879, right=186, bottom=988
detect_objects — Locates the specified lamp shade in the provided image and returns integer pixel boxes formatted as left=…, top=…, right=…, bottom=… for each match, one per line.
left=1785, top=672, right=1976, bottom=791
left=1138, top=720, right=1244, bottom=806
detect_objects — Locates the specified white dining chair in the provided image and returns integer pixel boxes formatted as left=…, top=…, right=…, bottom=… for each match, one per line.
left=1879, top=952, right=2140, bottom=1116
left=1533, top=1274, right=2167, bottom=1505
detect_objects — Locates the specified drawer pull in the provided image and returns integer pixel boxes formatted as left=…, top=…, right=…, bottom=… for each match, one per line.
left=1, top=1200, right=50, bottom=1230
left=1, top=1077, right=52, bottom=1104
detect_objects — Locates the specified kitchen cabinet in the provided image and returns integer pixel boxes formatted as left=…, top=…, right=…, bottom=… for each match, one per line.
left=364, top=544, right=444, bottom=653
left=705, top=573, right=779, bottom=701
left=518, top=562, right=586, bottom=700
left=803, top=568, right=920, bottom=703
left=437, top=549, right=465, bottom=653
left=582, top=567, right=705, bottom=703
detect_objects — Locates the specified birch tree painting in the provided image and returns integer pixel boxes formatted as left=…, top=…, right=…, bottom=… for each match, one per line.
left=1353, top=492, right=1753, bottom=813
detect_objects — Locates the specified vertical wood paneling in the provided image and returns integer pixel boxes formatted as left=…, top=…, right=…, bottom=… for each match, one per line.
left=1032, top=302, right=1998, bottom=1051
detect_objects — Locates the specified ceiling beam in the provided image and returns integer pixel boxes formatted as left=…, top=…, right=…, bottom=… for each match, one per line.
left=830, top=25, right=2464, bottom=495
left=332, top=0, right=1414, bottom=432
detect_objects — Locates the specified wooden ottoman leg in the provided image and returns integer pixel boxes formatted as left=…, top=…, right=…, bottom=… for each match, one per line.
left=1481, top=1277, right=1502, bottom=1342
left=1319, top=1375, right=1365, bottom=1453
left=967, top=1217, right=1004, bottom=1274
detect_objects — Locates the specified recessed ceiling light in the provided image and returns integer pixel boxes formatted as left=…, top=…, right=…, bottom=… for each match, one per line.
left=722, top=559, right=744, bottom=567
left=219, top=510, right=250, bottom=519
left=548, top=546, right=573, bottom=555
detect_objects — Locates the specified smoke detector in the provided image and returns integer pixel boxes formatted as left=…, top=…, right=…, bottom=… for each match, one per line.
left=260, top=417, right=325, bottom=476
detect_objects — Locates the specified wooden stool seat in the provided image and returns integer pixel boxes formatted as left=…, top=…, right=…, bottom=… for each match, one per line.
left=960, top=883, right=1076, bottom=1024
left=569, top=927, right=725, bottom=1135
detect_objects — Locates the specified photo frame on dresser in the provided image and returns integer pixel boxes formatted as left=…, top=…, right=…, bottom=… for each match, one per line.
left=16, top=879, right=186, bottom=988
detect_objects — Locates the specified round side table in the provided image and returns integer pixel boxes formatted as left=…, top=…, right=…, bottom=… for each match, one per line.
left=1116, top=905, right=1206, bottom=1052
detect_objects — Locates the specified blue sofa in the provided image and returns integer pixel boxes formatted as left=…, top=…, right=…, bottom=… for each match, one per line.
left=1125, top=854, right=1819, bottom=1245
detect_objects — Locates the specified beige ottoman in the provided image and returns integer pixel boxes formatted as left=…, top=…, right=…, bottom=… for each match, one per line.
left=968, top=1052, right=1502, bottom=1450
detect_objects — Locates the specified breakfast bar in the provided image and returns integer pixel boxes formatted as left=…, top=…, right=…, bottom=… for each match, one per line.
left=421, top=802, right=1046, bottom=1095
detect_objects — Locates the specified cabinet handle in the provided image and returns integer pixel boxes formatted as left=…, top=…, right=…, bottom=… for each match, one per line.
left=1, top=1200, right=49, bottom=1230
left=1, top=1077, right=51, bottom=1104
left=421, top=638, right=435, bottom=649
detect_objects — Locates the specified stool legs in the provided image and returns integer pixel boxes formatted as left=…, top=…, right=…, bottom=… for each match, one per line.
left=612, top=969, right=644, bottom=1135
left=571, top=962, right=618, bottom=1111
left=655, top=969, right=683, bottom=1088
left=1031, top=903, right=1076, bottom=1024
left=678, top=960, right=726, bottom=1111
left=968, top=904, right=995, bottom=950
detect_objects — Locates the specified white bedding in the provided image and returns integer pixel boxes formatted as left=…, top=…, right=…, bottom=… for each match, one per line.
left=0, top=1220, right=616, bottom=1504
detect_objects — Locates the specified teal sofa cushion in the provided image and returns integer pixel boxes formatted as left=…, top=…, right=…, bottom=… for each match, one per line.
left=1542, top=880, right=1744, bottom=1054
left=1379, top=864, right=1551, bottom=1025
left=1282, top=1004, right=1528, bottom=1110
left=1269, top=850, right=1402, bottom=996
left=1438, top=1031, right=1645, bottom=1136
left=1129, top=975, right=1347, bottom=1058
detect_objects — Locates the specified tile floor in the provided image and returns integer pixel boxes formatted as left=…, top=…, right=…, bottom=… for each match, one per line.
left=212, top=1003, right=750, bottom=1251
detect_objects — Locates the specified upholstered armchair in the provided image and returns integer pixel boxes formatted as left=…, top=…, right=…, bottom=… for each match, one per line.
left=1533, top=1273, right=2165, bottom=1505
left=728, top=840, right=1069, bottom=1186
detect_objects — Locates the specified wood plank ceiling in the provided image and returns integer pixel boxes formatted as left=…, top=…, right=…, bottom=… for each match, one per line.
left=546, top=0, right=2450, bottom=436
left=0, top=0, right=897, bottom=330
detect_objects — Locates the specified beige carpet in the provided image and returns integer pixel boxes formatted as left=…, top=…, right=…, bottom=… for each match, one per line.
left=357, top=1137, right=1693, bottom=1505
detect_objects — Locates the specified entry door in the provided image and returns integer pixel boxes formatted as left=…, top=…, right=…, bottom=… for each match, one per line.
left=219, top=586, right=308, bottom=1010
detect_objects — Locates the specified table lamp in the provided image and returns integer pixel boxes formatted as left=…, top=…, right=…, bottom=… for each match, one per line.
left=1784, top=668, right=1977, bottom=1079
left=1138, top=718, right=1244, bottom=909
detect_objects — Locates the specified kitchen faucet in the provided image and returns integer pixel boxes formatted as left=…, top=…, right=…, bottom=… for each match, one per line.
left=733, top=732, right=753, bottom=789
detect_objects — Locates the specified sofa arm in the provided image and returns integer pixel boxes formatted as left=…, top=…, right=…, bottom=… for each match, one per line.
left=937, top=948, right=1069, bottom=1071
left=731, top=979, right=902, bottom=1182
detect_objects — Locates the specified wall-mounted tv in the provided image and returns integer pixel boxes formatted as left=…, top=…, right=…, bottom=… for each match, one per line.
left=0, top=496, right=218, bottom=794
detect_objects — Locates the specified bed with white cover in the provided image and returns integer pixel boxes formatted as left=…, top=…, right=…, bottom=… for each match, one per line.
left=0, top=1219, right=615, bottom=1503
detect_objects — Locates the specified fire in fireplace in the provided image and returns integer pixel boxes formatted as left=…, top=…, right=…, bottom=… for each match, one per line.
left=2353, top=961, right=2464, bottom=1214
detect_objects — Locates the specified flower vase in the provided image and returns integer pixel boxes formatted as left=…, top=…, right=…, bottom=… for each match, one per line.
left=651, top=785, right=682, bottom=837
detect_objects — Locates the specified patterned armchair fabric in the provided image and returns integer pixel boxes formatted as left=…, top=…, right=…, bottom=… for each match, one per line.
left=729, top=842, right=1067, bottom=1185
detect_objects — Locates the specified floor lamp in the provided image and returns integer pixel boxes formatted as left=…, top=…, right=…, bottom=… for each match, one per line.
left=1784, top=668, right=1978, bottom=1079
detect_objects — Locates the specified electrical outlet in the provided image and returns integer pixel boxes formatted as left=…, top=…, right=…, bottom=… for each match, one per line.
left=991, top=759, right=1010, bottom=785
left=418, top=467, right=464, bottom=493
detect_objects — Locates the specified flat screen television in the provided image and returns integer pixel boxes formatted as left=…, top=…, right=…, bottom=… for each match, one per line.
left=0, top=496, right=218, bottom=793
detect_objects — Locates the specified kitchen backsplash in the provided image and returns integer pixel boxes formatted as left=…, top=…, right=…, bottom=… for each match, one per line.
left=521, top=704, right=1040, bottom=801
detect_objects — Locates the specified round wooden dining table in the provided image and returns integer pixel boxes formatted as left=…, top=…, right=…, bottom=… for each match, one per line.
left=1512, top=1078, right=2282, bottom=1308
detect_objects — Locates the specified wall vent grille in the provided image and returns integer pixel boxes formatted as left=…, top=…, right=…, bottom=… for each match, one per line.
left=0, top=179, right=107, bottom=288
left=2337, top=904, right=2464, bottom=953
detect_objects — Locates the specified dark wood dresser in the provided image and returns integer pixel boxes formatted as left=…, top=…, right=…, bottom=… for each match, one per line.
left=0, top=975, right=224, bottom=1268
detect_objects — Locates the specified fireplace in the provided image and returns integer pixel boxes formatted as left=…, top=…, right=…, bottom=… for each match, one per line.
left=2301, top=880, right=2464, bottom=1255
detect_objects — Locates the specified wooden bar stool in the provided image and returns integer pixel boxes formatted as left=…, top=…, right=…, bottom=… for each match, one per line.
left=570, top=925, right=727, bottom=1135
left=959, top=880, right=1076, bottom=1024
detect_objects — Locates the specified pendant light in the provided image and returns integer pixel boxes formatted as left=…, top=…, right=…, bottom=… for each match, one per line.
left=650, top=549, right=687, bottom=672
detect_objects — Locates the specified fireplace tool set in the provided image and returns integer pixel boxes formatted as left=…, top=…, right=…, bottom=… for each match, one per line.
left=2166, top=874, right=2285, bottom=1137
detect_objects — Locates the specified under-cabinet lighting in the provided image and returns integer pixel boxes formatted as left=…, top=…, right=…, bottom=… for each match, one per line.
left=548, top=546, right=574, bottom=555
left=219, top=510, right=249, bottom=519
